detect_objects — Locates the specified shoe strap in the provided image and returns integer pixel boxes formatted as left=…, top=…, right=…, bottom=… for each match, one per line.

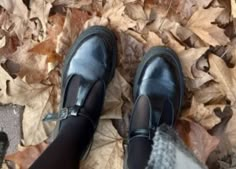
left=129, top=128, right=156, bottom=141
left=43, top=105, right=96, bottom=130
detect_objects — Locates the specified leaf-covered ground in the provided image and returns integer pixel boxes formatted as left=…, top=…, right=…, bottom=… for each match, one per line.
left=1, top=0, right=236, bottom=168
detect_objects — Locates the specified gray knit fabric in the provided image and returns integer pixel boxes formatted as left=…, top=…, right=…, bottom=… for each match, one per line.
left=146, top=125, right=208, bottom=169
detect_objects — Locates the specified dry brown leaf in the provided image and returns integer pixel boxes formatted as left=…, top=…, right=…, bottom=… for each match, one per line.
left=0, top=0, right=28, bottom=20
left=102, top=70, right=132, bottom=119
left=208, top=54, right=236, bottom=103
left=154, top=0, right=214, bottom=24
left=103, top=3, right=137, bottom=31
left=9, top=41, right=48, bottom=83
left=187, top=7, right=229, bottom=46
left=231, top=0, right=236, bottom=18
left=83, top=16, right=109, bottom=30
left=144, top=31, right=163, bottom=50
left=124, top=2, right=147, bottom=31
left=0, top=67, right=58, bottom=145
left=29, top=0, right=53, bottom=39
left=178, top=48, right=215, bottom=90
left=80, top=120, right=123, bottom=169
left=125, top=3, right=147, bottom=20
left=0, top=31, right=20, bottom=58
left=5, top=142, right=48, bottom=169
left=53, top=0, right=92, bottom=8
left=56, top=9, right=90, bottom=57
left=118, top=32, right=144, bottom=83
left=176, top=119, right=220, bottom=163
left=161, top=31, right=185, bottom=53
left=193, top=82, right=225, bottom=104
left=179, top=48, right=209, bottom=78
left=182, top=97, right=221, bottom=129
left=225, top=106, right=236, bottom=152
left=215, top=9, right=231, bottom=27
left=29, top=13, right=65, bottom=63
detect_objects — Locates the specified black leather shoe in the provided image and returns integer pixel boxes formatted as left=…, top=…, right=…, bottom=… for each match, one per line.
left=44, top=26, right=117, bottom=158
left=129, top=46, right=184, bottom=142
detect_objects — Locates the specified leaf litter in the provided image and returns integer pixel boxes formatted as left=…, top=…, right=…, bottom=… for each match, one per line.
left=0, top=0, right=236, bottom=168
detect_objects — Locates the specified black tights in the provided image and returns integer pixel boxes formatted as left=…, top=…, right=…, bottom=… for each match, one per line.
left=30, top=76, right=104, bottom=169
left=30, top=77, right=151, bottom=169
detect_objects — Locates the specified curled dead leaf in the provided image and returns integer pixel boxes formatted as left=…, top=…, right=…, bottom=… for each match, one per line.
left=176, top=119, right=220, bottom=163
left=5, top=142, right=48, bottom=169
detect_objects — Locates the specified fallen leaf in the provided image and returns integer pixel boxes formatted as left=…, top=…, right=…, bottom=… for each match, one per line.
left=53, top=0, right=92, bottom=8
left=207, top=106, right=234, bottom=169
left=5, top=142, right=48, bottom=169
left=144, top=31, right=163, bottom=50
left=225, top=106, right=236, bottom=153
left=29, top=0, right=53, bottom=39
left=125, top=3, right=147, bottom=20
left=161, top=31, right=185, bottom=53
left=231, top=0, right=236, bottom=18
left=215, top=9, right=231, bottom=27
left=83, top=16, right=109, bottom=30
left=154, top=0, right=214, bottom=24
left=102, top=70, right=132, bottom=119
left=0, top=30, right=20, bottom=58
left=80, top=120, right=123, bottom=169
left=208, top=54, right=236, bottom=103
left=56, top=9, right=90, bottom=57
left=0, top=66, right=58, bottom=145
left=103, top=3, right=137, bottom=31
left=118, top=32, right=144, bottom=83
left=182, top=97, right=221, bottom=129
left=176, top=119, right=220, bottom=163
left=9, top=41, right=48, bottom=83
left=179, top=47, right=209, bottom=79
left=187, top=7, right=229, bottom=46
left=0, top=0, right=28, bottom=20
left=28, top=13, right=65, bottom=63
left=193, top=82, right=225, bottom=104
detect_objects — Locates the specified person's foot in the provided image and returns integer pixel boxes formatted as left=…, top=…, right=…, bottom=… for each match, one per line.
left=44, top=26, right=117, bottom=159
left=127, top=46, right=184, bottom=169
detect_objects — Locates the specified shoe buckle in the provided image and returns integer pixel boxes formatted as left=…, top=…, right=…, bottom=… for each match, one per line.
left=60, top=108, right=69, bottom=120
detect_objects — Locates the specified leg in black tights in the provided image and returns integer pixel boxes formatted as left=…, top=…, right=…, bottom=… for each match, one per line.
left=30, top=76, right=104, bottom=169
left=128, top=96, right=152, bottom=169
